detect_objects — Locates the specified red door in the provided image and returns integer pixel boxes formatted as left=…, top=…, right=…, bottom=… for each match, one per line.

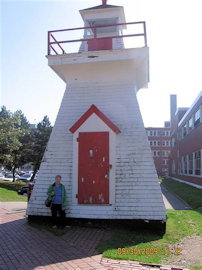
left=88, top=38, right=112, bottom=51
left=78, top=132, right=109, bottom=204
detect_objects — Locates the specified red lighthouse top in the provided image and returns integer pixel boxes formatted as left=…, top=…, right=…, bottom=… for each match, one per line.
left=47, top=0, right=148, bottom=55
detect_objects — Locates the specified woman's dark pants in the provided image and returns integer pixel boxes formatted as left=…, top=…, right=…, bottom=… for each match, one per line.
left=51, top=204, right=66, bottom=227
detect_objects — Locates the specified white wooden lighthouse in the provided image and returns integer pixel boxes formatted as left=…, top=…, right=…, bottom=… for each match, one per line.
left=27, top=1, right=166, bottom=226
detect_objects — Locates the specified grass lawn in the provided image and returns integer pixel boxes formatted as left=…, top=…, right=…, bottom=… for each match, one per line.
left=161, top=178, right=202, bottom=209
left=98, top=209, right=202, bottom=270
left=98, top=179, right=202, bottom=270
left=0, top=180, right=27, bottom=201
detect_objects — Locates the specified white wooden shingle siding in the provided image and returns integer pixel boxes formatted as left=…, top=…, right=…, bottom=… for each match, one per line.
left=27, top=78, right=166, bottom=220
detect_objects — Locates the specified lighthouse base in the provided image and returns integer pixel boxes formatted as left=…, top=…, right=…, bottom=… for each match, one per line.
left=28, top=215, right=166, bottom=234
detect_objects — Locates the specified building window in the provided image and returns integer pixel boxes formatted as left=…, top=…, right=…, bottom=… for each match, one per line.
left=179, top=128, right=182, bottom=140
left=171, top=137, right=175, bottom=147
left=188, top=153, right=193, bottom=175
left=157, top=131, right=161, bottom=136
left=180, top=157, right=183, bottom=174
left=184, top=156, right=187, bottom=174
left=153, top=151, right=160, bottom=157
left=162, top=150, right=170, bottom=157
left=194, top=108, right=200, bottom=127
left=150, top=141, right=160, bottom=146
left=162, top=159, right=168, bottom=165
left=195, top=151, right=201, bottom=175
left=162, top=131, right=170, bottom=137
left=172, top=160, right=176, bottom=174
left=188, top=117, right=193, bottom=133
left=183, top=123, right=187, bottom=137
left=162, top=140, right=170, bottom=147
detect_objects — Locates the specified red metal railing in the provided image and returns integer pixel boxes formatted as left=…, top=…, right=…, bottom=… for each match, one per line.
left=47, top=21, right=147, bottom=55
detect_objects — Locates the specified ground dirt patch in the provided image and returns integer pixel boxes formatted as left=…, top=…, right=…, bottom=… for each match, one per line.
left=163, top=234, right=202, bottom=268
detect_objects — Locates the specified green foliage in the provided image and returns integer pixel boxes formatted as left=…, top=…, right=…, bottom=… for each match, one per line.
left=0, top=107, right=31, bottom=173
left=0, top=106, right=52, bottom=181
left=29, top=116, right=52, bottom=179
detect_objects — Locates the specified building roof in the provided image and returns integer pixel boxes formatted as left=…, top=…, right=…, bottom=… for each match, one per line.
left=80, top=4, right=122, bottom=11
left=178, top=90, right=202, bottom=127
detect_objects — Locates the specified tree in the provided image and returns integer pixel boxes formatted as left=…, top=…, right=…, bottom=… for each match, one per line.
left=0, top=107, right=31, bottom=181
left=30, top=116, right=52, bottom=180
left=0, top=107, right=52, bottom=181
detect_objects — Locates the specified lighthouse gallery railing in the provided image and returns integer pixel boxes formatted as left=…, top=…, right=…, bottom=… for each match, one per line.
left=47, top=21, right=147, bottom=56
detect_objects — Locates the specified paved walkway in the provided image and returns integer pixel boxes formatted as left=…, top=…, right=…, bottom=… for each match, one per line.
left=0, top=202, right=187, bottom=270
left=160, top=184, right=192, bottom=210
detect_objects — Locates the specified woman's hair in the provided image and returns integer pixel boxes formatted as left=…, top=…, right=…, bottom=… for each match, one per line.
left=55, top=175, right=62, bottom=179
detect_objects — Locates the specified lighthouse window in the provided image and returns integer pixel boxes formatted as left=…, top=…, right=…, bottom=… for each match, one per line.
left=86, top=18, right=118, bottom=36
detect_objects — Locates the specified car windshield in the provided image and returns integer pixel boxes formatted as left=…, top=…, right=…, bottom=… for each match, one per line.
left=21, top=174, right=31, bottom=177
left=6, top=175, right=13, bottom=178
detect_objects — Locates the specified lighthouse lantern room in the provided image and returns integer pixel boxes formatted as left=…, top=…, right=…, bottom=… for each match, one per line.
left=27, top=0, right=166, bottom=229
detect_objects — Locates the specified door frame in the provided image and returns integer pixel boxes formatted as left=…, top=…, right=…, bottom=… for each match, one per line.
left=71, top=112, right=117, bottom=205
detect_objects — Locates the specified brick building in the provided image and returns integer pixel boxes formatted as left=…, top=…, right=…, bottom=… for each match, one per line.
left=169, top=92, right=202, bottom=188
left=146, top=122, right=171, bottom=177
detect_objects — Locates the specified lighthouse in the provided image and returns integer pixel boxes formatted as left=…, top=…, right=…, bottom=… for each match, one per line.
left=27, top=0, right=166, bottom=228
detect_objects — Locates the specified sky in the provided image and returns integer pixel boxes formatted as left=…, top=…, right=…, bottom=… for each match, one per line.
left=1, top=0, right=202, bottom=127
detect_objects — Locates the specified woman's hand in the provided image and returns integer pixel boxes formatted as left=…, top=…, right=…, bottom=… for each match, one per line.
left=51, top=191, right=55, bottom=196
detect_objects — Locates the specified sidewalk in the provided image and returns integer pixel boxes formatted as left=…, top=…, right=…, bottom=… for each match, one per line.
left=160, top=184, right=192, bottom=210
left=0, top=202, right=187, bottom=270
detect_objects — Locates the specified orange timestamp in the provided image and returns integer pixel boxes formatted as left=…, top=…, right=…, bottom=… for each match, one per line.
left=118, top=247, right=182, bottom=256
left=118, top=248, right=158, bottom=256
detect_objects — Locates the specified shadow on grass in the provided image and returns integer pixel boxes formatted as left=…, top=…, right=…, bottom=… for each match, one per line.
left=27, top=216, right=69, bottom=236
left=97, top=228, right=163, bottom=253
left=0, top=180, right=26, bottom=192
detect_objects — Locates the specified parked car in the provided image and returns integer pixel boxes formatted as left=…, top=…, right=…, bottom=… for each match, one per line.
left=0, top=170, right=7, bottom=176
left=18, top=173, right=33, bottom=182
left=18, top=173, right=37, bottom=182
left=0, top=174, right=19, bottom=182
left=18, top=184, right=29, bottom=195
left=17, top=171, right=26, bottom=176
left=18, top=181, right=35, bottom=201
left=27, top=182, right=35, bottom=201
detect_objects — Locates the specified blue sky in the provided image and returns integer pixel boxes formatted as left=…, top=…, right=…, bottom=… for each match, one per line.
left=1, top=0, right=202, bottom=127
